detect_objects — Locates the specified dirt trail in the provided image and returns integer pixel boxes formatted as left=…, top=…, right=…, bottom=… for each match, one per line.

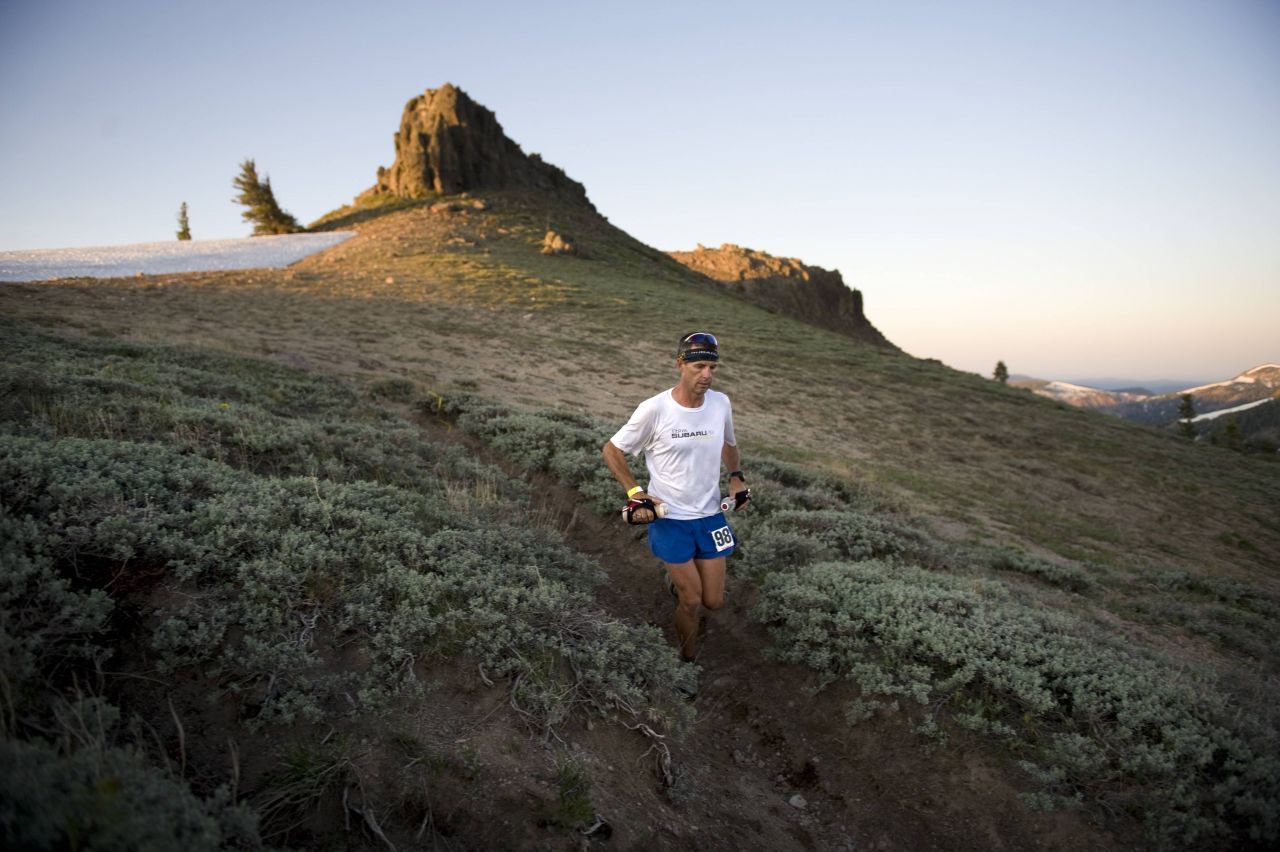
left=412, top=413, right=1126, bottom=851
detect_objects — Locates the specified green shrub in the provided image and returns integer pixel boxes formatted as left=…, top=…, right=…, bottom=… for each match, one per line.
left=538, top=758, right=594, bottom=829
left=0, top=323, right=501, bottom=496
left=735, top=508, right=911, bottom=581
left=0, top=508, right=114, bottom=730
left=368, top=376, right=416, bottom=401
left=755, top=559, right=1279, bottom=845
left=1, top=320, right=687, bottom=743
left=1, top=432, right=686, bottom=730
left=0, top=733, right=262, bottom=851
left=440, top=395, right=641, bottom=514
left=425, top=388, right=1280, bottom=847
left=989, top=550, right=1094, bottom=593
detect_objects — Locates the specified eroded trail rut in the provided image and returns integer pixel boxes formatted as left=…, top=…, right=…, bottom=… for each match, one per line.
left=414, top=412, right=1117, bottom=851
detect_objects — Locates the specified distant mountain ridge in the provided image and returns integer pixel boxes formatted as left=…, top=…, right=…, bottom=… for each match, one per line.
left=1013, top=365, right=1280, bottom=449
left=1014, top=364, right=1279, bottom=419
left=1066, top=377, right=1209, bottom=395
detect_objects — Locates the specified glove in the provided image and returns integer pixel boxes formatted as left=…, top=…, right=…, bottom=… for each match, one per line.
left=621, top=497, right=667, bottom=525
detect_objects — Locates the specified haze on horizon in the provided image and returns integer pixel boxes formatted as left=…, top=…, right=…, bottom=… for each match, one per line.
left=1, top=0, right=1276, bottom=384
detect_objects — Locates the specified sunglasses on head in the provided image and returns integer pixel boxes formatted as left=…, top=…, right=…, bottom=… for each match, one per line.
left=681, top=332, right=718, bottom=349
left=678, top=332, right=719, bottom=361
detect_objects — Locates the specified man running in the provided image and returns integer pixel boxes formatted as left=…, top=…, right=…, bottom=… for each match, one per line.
left=602, top=331, right=748, bottom=678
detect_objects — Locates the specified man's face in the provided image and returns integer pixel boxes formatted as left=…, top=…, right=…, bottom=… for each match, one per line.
left=677, top=357, right=719, bottom=394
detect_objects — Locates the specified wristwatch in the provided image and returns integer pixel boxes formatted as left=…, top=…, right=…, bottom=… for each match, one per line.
left=728, top=469, right=746, bottom=483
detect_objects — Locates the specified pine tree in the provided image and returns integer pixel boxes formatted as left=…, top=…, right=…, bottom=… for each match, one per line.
left=175, top=202, right=192, bottom=240
left=232, top=159, right=300, bottom=235
left=1178, top=393, right=1197, bottom=439
left=992, top=360, right=1009, bottom=384
left=1224, top=416, right=1243, bottom=452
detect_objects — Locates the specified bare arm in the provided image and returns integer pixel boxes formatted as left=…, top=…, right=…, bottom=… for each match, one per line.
left=722, top=442, right=748, bottom=504
left=602, top=440, right=642, bottom=495
left=721, top=442, right=741, bottom=478
left=603, top=440, right=658, bottom=522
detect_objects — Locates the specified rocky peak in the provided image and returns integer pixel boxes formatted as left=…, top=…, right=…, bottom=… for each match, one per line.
left=668, top=243, right=897, bottom=349
left=367, top=83, right=591, bottom=205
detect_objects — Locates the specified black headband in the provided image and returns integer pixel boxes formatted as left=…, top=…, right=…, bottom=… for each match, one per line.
left=678, top=331, right=719, bottom=362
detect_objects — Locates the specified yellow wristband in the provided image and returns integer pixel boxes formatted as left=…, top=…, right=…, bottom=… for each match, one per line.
left=626, top=485, right=644, bottom=498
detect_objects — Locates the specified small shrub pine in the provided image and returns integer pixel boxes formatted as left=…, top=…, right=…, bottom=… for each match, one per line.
left=1178, top=393, right=1197, bottom=439
left=176, top=201, right=192, bottom=240
left=232, top=159, right=300, bottom=236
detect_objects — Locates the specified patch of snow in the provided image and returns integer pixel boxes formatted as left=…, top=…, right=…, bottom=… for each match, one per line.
left=1184, top=376, right=1256, bottom=393
left=1189, top=397, right=1276, bottom=423
left=1040, top=381, right=1140, bottom=403
left=1044, top=381, right=1095, bottom=394
left=1042, top=381, right=1112, bottom=398
left=0, top=232, right=356, bottom=282
left=1183, top=366, right=1278, bottom=394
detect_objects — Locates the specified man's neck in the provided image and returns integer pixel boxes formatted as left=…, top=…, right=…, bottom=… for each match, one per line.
left=671, top=385, right=705, bottom=408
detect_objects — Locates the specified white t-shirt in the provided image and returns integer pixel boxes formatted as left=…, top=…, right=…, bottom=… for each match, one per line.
left=609, top=388, right=736, bottom=520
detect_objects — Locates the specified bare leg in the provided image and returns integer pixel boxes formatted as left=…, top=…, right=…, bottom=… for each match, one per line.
left=666, top=557, right=727, bottom=660
left=665, top=561, right=702, bottom=660
left=694, top=556, right=727, bottom=610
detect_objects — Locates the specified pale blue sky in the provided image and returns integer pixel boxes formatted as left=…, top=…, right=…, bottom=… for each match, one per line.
left=2, top=0, right=1277, bottom=382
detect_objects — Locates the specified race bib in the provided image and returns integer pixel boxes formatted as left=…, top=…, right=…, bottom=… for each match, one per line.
left=710, top=525, right=735, bottom=552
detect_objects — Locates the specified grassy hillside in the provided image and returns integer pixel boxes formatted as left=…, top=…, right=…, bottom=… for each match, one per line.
left=2, top=189, right=1278, bottom=848
left=0, top=316, right=695, bottom=848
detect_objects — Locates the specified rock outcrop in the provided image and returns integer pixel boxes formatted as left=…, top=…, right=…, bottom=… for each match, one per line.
left=668, top=244, right=897, bottom=349
left=365, top=83, right=591, bottom=206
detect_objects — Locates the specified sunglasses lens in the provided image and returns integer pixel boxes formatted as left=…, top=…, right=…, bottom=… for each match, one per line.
left=678, top=332, right=719, bottom=361
left=683, top=333, right=717, bottom=349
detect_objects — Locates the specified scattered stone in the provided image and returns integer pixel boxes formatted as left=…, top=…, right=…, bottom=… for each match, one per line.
left=385, top=276, right=395, bottom=284
left=789, top=794, right=808, bottom=809
left=580, top=815, right=611, bottom=838
left=733, top=749, right=749, bottom=767
left=541, top=230, right=578, bottom=256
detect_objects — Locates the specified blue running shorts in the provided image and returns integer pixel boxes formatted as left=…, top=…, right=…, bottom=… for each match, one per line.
left=647, top=514, right=736, bottom=563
